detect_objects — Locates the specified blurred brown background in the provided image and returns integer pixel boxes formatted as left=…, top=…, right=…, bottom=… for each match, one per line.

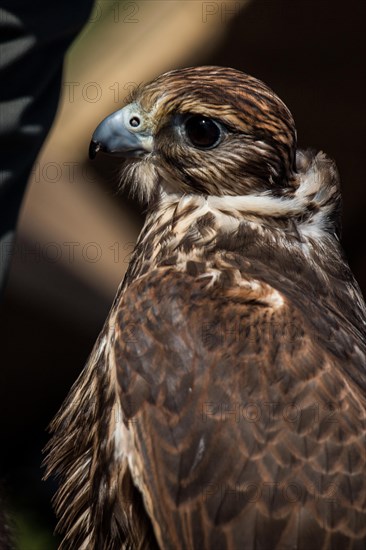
left=0, top=0, right=365, bottom=547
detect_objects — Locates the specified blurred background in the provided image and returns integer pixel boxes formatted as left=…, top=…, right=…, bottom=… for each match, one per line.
left=0, top=0, right=365, bottom=547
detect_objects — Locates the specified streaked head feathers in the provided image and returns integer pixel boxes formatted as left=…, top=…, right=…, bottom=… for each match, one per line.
left=91, top=66, right=340, bottom=238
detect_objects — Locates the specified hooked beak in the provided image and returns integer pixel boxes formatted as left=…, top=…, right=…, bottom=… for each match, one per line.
left=89, top=104, right=153, bottom=160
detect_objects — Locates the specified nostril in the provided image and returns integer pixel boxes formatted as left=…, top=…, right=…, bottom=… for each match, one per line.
left=129, top=116, right=140, bottom=128
left=89, top=141, right=101, bottom=160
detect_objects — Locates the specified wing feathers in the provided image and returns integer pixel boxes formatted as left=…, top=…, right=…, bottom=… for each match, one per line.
left=113, top=265, right=366, bottom=548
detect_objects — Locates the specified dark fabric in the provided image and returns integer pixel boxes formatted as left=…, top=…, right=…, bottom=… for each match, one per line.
left=0, top=0, right=94, bottom=292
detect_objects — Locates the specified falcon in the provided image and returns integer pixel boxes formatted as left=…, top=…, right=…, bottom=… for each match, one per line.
left=45, top=66, right=366, bottom=549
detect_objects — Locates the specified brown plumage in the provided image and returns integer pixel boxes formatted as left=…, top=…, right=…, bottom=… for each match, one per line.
left=45, top=66, right=366, bottom=549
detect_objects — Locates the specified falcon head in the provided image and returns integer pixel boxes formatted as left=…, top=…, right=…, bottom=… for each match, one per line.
left=90, top=66, right=297, bottom=200
left=90, top=66, right=341, bottom=238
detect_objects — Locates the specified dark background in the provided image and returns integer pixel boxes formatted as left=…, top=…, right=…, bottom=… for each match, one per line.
left=0, top=0, right=365, bottom=547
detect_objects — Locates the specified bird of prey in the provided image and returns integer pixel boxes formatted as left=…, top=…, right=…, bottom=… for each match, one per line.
left=45, top=66, right=366, bottom=549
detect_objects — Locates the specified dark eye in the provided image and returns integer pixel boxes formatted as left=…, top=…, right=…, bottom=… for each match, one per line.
left=184, top=115, right=222, bottom=149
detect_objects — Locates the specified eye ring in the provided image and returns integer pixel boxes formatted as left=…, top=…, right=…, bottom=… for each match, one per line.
left=184, top=115, right=222, bottom=149
left=129, top=116, right=140, bottom=128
